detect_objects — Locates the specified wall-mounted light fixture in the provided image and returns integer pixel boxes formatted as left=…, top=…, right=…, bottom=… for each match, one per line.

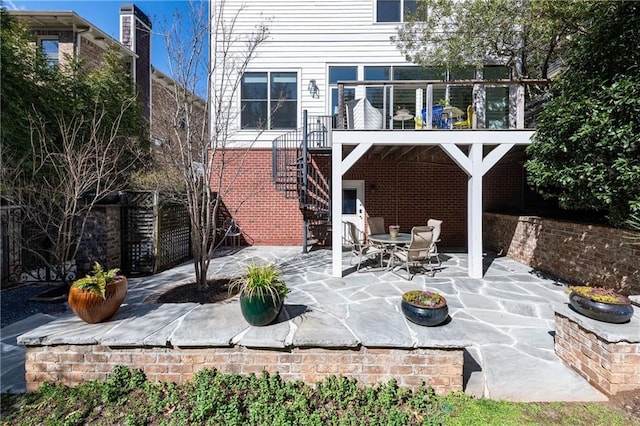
left=308, top=79, right=320, bottom=99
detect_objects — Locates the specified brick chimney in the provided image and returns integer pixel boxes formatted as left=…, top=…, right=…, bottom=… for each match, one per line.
left=119, top=3, right=152, bottom=124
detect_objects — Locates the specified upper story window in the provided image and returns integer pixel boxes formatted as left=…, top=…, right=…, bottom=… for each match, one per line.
left=329, top=66, right=357, bottom=116
left=241, top=71, right=298, bottom=130
left=330, top=67, right=358, bottom=84
left=483, top=66, right=511, bottom=80
left=364, top=66, right=390, bottom=108
left=38, top=37, right=59, bottom=67
left=376, top=0, right=418, bottom=23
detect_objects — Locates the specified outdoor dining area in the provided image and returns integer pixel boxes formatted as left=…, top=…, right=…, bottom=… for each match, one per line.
left=348, top=217, right=443, bottom=280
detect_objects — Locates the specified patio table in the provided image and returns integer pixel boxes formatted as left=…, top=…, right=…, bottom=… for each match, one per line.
left=368, top=233, right=411, bottom=269
left=393, top=109, right=414, bottom=130
left=442, top=105, right=464, bottom=128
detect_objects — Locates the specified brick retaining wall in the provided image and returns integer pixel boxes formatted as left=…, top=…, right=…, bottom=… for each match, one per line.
left=554, top=310, right=640, bottom=395
left=483, top=213, right=640, bottom=294
left=24, top=345, right=463, bottom=394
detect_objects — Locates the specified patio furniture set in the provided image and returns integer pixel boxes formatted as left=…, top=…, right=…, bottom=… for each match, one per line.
left=348, top=217, right=443, bottom=280
left=413, top=105, right=473, bottom=129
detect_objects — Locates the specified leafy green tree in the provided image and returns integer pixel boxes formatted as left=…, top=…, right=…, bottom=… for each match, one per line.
left=526, top=1, right=640, bottom=225
left=394, top=0, right=596, bottom=78
left=1, top=8, right=148, bottom=282
left=0, top=9, right=59, bottom=166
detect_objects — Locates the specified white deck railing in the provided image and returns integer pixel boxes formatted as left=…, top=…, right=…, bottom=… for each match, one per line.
left=336, top=79, right=549, bottom=131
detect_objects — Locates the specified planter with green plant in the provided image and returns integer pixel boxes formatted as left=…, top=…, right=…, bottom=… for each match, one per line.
left=568, top=286, right=633, bottom=324
left=230, top=262, right=289, bottom=326
left=401, top=290, right=448, bottom=326
left=68, top=262, right=128, bottom=324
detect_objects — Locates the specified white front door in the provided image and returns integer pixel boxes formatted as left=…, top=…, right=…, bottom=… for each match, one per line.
left=342, top=180, right=365, bottom=243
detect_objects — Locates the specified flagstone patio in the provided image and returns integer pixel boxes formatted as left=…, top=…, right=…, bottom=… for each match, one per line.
left=7, top=246, right=626, bottom=401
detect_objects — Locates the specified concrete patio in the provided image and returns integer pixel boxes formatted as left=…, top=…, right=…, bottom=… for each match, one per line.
left=2, top=246, right=618, bottom=401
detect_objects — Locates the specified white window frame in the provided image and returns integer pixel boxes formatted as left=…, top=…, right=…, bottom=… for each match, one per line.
left=37, top=36, right=59, bottom=67
left=240, top=70, right=299, bottom=130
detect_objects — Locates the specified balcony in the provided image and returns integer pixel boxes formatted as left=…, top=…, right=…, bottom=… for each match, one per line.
left=335, top=79, right=549, bottom=131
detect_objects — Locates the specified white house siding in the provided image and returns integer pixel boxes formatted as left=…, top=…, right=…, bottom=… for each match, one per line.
left=213, top=0, right=413, bottom=148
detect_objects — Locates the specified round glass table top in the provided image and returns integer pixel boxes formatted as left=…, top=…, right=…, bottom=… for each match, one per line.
left=368, top=233, right=411, bottom=244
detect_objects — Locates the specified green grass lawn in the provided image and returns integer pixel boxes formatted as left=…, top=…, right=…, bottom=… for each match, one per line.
left=1, top=366, right=637, bottom=425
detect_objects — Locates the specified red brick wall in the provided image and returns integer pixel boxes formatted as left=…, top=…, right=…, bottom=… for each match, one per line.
left=344, top=159, right=468, bottom=247
left=216, top=149, right=302, bottom=245
left=25, top=345, right=464, bottom=395
left=483, top=161, right=525, bottom=213
left=555, top=313, right=640, bottom=395
left=218, top=150, right=525, bottom=248
left=484, top=213, right=640, bottom=294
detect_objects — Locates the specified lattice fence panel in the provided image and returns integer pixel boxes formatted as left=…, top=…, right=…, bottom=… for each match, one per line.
left=122, top=191, right=191, bottom=275
left=122, top=192, right=156, bottom=274
left=157, top=204, right=191, bottom=270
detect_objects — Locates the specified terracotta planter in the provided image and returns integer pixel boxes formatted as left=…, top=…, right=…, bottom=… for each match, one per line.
left=569, top=291, right=633, bottom=324
left=239, top=293, right=284, bottom=326
left=68, top=277, right=128, bottom=324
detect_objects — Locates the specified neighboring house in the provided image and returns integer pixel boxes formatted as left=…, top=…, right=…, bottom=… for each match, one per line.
left=151, top=67, right=208, bottom=170
left=9, top=4, right=207, bottom=170
left=211, top=0, right=544, bottom=278
left=9, top=5, right=150, bottom=124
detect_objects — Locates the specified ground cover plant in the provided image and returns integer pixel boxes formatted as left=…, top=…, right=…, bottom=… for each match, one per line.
left=1, top=366, right=637, bottom=425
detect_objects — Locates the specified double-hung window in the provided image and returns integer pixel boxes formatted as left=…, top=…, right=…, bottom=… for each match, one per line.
left=376, top=0, right=418, bottom=23
left=38, top=37, right=59, bottom=67
left=241, top=71, right=297, bottom=130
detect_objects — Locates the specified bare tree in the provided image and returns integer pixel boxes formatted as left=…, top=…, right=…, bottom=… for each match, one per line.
left=154, top=0, right=270, bottom=290
left=2, top=98, right=141, bottom=284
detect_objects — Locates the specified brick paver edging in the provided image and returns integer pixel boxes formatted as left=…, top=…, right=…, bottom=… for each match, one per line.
left=24, top=344, right=464, bottom=394
left=554, top=308, right=640, bottom=395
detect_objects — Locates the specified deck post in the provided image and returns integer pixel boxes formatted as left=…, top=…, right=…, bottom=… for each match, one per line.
left=331, top=134, right=343, bottom=277
left=468, top=144, right=483, bottom=278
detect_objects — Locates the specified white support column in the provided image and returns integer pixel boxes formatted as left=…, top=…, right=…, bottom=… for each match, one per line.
left=468, top=144, right=484, bottom=278
left=331, top=140, right=372, bottom=277
left=331, top=141, right=343, bottom=277
left=516, top=84, right=525, bottom=129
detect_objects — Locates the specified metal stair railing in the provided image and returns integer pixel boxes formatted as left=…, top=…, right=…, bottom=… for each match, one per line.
left=272, top=114, right=331, bottom=198
left=272, top=112, right=332, bottom=251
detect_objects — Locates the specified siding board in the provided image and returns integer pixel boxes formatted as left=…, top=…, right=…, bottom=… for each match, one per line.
left=214, top=0, right=409, bottom=146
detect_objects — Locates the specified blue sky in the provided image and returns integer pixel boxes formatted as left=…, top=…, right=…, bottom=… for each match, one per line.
left=5, top=0, right=207, bottom=79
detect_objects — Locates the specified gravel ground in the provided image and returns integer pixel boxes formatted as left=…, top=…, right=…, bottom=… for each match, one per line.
left=1, top=283, right=69, bottom=328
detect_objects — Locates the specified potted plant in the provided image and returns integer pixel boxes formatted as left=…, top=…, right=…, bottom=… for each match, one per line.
left=230, top=262, right=289, bottom=326
left=389, top=225, right=400, bottom=238
left=400, top=290, right=448, bottom=326
left=68, top=262, right=128, bottom=324
left=568, top=286, right=634, bottom=324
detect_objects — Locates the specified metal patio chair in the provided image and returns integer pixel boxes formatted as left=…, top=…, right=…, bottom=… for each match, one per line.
left=391, top=226, right=435, bottom=280
left=427, top=219, right=443, bottom=267
left=347, top=221, right=385, bottom=272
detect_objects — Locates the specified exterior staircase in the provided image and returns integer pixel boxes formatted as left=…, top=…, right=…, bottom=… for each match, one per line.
left=272, top=112, right=332, bottom=251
